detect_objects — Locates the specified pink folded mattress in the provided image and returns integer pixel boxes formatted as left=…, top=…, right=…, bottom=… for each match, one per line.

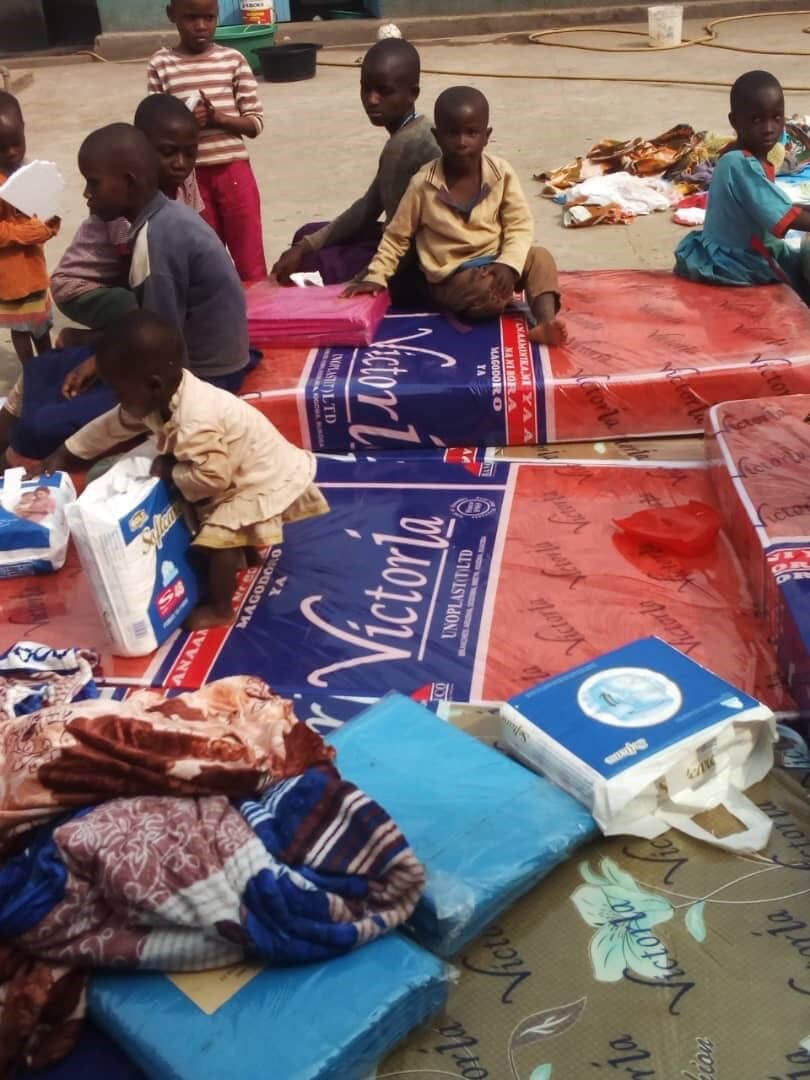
left=246, top=281, right=390, bottom=348
left=240, top=272, right=810, bottom=450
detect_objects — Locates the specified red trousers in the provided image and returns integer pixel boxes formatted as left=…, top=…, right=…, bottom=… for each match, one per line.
left=196, top=159, right=267, bottom=282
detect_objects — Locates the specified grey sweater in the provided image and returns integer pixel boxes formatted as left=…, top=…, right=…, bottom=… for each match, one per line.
left=128, top=193, right=250, bottom=378
left=303, top=115, right=440, bottom=252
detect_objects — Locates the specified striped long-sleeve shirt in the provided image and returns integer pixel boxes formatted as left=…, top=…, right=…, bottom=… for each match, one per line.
left=147, top=45, right=264, bottom=167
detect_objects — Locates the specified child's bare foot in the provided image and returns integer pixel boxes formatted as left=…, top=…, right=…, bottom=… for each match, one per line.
left=183, top=604, right=235, bottom=631
left=528, top=319, right=568, bottom=346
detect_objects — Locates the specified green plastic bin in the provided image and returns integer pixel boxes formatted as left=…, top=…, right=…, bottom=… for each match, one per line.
left=214, top=23, right=277, bottom=75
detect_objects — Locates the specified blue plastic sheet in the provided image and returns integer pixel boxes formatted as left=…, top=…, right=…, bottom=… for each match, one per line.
left=90, top=933, right=449, bottom=1080
left=328, top=693, right=598, bottom=957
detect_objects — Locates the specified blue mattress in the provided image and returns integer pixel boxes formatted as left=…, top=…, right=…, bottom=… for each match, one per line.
left=328, top=693, right=598, bottom=957
left=89, top=933, right=448, bottom=1080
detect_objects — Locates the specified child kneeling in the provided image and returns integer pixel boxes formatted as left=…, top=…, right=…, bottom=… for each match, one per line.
left=37, top=310, right=328, bottom=630
left=346, top=85, right=566, bottom=345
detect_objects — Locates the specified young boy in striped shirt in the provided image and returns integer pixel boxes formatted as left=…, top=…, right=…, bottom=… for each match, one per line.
left=148, top=0, right=266, bottom=281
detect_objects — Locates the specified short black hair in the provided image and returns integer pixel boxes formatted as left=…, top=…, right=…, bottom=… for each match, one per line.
left=362, top=38, right=420, bottom=83
left=0, top=91, right=22, bottom=125
left=79, top=122, right=160, bottom=187
left=134, top=93, right=197, bottom=135
left=97, top=309, right=184, bottom=381
left=730, top=70, right=783, bottom=113
left=435, top=85, right=490, bottom=126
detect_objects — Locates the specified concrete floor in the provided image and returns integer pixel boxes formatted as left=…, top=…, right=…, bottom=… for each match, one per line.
left=4, top=10, right=810, bottom=388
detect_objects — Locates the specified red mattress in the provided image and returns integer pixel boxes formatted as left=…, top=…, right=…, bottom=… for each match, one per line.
left=240, top=272, right=810, bottom=450
left=0, top=453, right=789, bottom=714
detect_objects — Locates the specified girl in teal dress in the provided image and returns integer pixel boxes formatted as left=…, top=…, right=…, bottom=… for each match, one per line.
left=675, top=70, right=810, bottom=295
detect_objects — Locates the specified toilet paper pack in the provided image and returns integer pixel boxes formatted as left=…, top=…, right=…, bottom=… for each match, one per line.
left=66, top=453, right=199, bottom=657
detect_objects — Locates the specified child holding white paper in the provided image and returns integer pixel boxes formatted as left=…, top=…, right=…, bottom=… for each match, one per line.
left=0, top=91, right=60, bottom=365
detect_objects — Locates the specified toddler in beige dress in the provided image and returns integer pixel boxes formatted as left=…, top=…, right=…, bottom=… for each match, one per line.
left=35, top=309, right=328, bottom=629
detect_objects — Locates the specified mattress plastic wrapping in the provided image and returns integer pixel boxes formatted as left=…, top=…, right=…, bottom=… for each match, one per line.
left=382, top=743, right=810, bottom=1078
left=239, top=272, right=810, bottom=450
left=328, top=693, right=597, bottom=957
left=89, top=932, right=449, bottom=1080
left=707, top=394, right=810, bottom=711
left=0, top=452, right=790, bottom=713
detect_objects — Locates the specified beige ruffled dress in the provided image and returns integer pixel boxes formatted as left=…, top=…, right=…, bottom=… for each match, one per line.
left=65, top=369, right=328, bottom=548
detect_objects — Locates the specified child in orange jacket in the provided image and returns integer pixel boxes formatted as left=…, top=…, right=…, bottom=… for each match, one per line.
left=0, top=91, right=60, bottom=366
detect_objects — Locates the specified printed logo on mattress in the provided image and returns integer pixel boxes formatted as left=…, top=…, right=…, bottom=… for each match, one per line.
left=299, top=312, right=546, bottom=451
left=151, top=452, right=511, bottom=699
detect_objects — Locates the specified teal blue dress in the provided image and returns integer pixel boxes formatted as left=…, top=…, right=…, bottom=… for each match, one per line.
left=674, top=150, right=803, bottom=288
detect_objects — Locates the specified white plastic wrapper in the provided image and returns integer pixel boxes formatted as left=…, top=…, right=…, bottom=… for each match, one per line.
left=0, top=468, right=76, bottom=577
left=66, top=452, right=199, bottom=657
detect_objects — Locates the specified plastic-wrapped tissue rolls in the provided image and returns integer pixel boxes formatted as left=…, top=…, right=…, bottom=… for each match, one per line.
left=0, top=467, right=76, bottom=577
left=66, top=452, right=199, bottom=657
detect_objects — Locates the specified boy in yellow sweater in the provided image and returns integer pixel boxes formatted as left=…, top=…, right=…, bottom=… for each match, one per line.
left=346, top=85, right=566, bottom=345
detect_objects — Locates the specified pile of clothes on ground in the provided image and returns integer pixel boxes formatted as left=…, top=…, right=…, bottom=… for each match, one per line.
left=0, top=647, right=426, bottom=1074
left=536, top=118, right=810, bottom=228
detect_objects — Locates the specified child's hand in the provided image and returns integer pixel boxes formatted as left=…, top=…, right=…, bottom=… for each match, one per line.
left=45, top=216, right=61, bottom=233
left=342, top=281, right=384, bottom=298
left=488, top=263, right=519, bottom=301
left=150, top=453, right=177, bottom=482
left=62, top=356, right=98, bottom=399
left=26, top=445, right=85, bottom=479
left=272, top=244, right=307, bottom=286
left=196, top=90, right=218, bottom=129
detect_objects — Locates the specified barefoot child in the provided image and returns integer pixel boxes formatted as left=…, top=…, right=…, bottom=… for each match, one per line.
left=36, top=310, right=328, bottom=629
left=272, top=38, right=438, bottom=304
left=2, top=122, right=251, bottom=461
left=0, top=91, right=60, bottom=366
left=345, top=87, right=566, bottom=344
left=51, top=93, right=204, bottom=343
left=148, top=0, right=266, bottom=282
left=676, top=70, right=810, bottom=294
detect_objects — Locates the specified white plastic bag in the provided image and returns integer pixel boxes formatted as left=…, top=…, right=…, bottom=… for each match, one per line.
left=501, top=637, right=777, bottom=853
left=66, top=452, right=199, bottom=656
left=0, top=467, right=75, bottom=576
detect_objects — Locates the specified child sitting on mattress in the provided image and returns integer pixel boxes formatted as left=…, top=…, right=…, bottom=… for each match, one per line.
left=344, top=86, right=566, bottom=345
left=1, top=121, right=252, bottom=463
left=675, top=70, right=810, bottom=295
left=272, top=38, right=439, bottom=305
left=51, top=92, right=204, bottom=347
left=35, top=310, right=328, bottom=630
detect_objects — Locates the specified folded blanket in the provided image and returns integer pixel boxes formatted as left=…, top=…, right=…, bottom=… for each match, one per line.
left=1, top=782, right=425, bottom=1072
left=0, top=676, right=426, bottom=1075
left=0, top=676, right=333, bottom=851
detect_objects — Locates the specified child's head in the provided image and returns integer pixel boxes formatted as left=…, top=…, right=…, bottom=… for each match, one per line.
left=167, top=0, right=218, bottom=55
left=0, top=91, right=25, bottom=176
left=360, top=38, right=421, bottom=132
left=97, top=310, right=184, bottom=418
left=729, top=70, right=784, bottom=159
left=433, top=86, right=491, bottom=172
left=134, top=93, right=199, bottom=196
left=78, top=123, right=160, bottom=222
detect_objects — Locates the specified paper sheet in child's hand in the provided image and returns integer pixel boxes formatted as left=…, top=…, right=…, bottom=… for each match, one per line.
left=0, top=160, right=64, bottom=221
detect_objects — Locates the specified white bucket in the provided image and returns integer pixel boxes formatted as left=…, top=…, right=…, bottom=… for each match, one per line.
left=240, top=0, right=274, bottom=24
left=647, top=4, right=683, bottom=47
